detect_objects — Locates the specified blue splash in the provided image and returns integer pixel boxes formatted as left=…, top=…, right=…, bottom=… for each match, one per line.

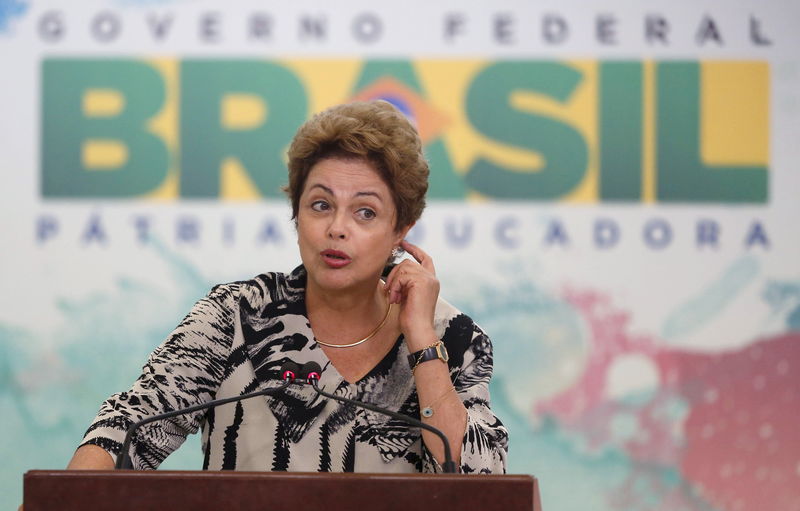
left=446, top=260, right=721, bottom=510
left=0, top=0, right=27, bottom=33
left=491, top=375, right=629, bottom=511
left=661, top=256, right=759, bottom=341
left=763, top=280, right=800, bottom=331
left=491, top=376, right=719, bottom=511
left=444, top=262, right=588, bottom=412
left=1, top=238, right=212, bottom=506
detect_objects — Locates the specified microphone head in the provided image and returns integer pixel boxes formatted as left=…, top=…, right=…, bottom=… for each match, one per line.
left=279, top=361, right=301, bottom=381
left=301, top=361, right=323, bottom=381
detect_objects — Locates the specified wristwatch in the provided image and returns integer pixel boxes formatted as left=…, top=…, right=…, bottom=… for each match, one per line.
left=408, top=341, right=449, bottom=369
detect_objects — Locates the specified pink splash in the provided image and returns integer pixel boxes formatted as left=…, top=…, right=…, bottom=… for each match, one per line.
left=535, top=287, right=800, bottom=510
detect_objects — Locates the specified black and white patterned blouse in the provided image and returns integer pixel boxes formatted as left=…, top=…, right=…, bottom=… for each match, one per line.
left=81, top=265, right=508, bottom=474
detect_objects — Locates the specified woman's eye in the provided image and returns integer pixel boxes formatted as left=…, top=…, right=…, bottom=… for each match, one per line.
left=311, top=200, right=329, bottom=212
left=357, top=208, right=376, bottom=220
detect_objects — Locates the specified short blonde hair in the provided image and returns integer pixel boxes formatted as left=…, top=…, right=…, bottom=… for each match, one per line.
left=285, top=101, right=429, bottom=230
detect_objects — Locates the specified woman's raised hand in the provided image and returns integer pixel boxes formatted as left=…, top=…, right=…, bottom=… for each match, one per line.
left=384, top=240, right=440, bottom=348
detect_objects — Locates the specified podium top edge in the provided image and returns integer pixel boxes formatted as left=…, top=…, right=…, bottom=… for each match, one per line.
left=25, top=469, right=536, bottom=482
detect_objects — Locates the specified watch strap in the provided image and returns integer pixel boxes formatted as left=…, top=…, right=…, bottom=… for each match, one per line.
left=407, top=341, right=449, bottom=369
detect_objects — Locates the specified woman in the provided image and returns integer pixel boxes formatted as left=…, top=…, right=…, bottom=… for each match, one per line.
left=68, top=101, right=508, bottom=473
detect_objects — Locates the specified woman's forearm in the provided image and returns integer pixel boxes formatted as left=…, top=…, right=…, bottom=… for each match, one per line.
left=413, top=359, right=468, bottom=467
left=407, top=328, right=468, bottom=467
left=67, top=444, right=115, bottom=470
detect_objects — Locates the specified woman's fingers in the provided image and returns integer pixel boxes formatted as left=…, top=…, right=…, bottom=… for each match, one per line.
left=385, top=261, right=411, bottom=304
left=385, top=243, right=441, bottom=337
left=384, top=242, right=438, bottom=305
left=400, top=240, right=436, bottom=274
left=384, top=261, right=416, bottom=304
left=384, top=263, right=400, bottom=303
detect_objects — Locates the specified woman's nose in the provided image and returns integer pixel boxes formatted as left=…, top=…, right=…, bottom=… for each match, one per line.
left=327, top=213, right=347, bottom=240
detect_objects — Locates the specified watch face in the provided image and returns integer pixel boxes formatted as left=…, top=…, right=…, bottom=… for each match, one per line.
left=437, top=343, right=449, bottom=362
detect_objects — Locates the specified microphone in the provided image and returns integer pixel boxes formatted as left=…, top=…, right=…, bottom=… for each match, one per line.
left=114, top=361, right=300, bottom=469
left=297, top=362, right=458, bottom=474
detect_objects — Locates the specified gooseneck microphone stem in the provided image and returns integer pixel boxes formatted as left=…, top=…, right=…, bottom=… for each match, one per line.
left=114, top=378, right=293, bottom=470
left=113, top=361, right=458, bottom=473
left=306, top=379, right=458, bottom=474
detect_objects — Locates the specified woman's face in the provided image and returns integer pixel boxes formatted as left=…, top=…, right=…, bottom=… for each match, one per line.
left=297, top=157, right=411, bottom=295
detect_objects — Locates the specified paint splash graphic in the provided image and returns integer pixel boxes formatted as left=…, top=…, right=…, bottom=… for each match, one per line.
left=448, top=261, right=800, bottom=511
left=536, top=288, right=800, bottom=510
left=0, top=0, right=27, bottom=33
left=3, top=251, right=799, bottom=510
left=0, top=241, right=211, bottom=506
left=661, top=256, right=759, bottom=341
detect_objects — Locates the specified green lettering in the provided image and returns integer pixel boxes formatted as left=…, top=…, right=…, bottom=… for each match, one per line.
left=41, top=59, right=168, bottom=197
left=180, top=60, right=307, bottom=197
left=599, top=61, right=643, bottom=201
left=656, top=62, right=767, bottom=202
left=465, top=61, right=588, bottom=199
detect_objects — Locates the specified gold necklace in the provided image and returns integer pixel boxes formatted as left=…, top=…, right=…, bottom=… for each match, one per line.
left=314, top=302, right=393, bottom=348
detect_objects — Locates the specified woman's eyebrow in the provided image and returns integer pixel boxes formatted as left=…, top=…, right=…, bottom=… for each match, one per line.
left=355, top=191, right=383, bottom=202
left=308, top=183, right=333, bottom=194
left=308, top=183, right=383, bottom=202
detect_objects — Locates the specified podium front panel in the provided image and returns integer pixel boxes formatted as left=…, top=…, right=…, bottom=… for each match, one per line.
left=24, top=470, right=541, bottom=511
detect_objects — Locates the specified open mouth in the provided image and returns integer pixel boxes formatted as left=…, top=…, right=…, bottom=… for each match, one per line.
left=321, top=249, right=351, bottom=266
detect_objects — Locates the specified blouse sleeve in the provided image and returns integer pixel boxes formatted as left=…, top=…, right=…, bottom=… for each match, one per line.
left=422, top=317, right=509, bottom=474
left=79, top=283, right=239, bottom=469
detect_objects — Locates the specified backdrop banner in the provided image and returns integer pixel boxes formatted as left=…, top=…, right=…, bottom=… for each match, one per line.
left=2, top=1, right=799, bottom=510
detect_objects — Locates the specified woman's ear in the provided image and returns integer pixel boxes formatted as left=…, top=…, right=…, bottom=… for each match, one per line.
left=395, top=222, right=414, bottom=246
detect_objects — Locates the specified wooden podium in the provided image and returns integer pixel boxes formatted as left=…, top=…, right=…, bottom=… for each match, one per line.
left=24, top=470, right=541, bottom=511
